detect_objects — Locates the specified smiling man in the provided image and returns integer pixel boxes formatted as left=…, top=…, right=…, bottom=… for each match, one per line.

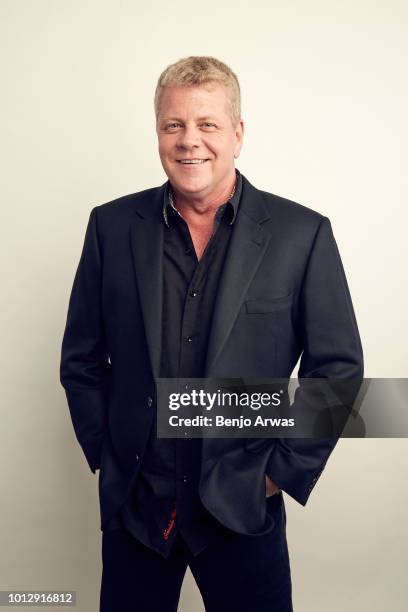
left=157, top=76, right=244, bottom=260
left=60, top=56, right=363, bottom=612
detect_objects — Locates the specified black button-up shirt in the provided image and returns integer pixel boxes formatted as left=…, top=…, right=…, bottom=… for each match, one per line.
left=107, top=169, right=243, bottom=558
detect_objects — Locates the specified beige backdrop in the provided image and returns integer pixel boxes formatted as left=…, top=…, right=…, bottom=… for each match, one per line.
left=1, top=0, right=407, bottom=610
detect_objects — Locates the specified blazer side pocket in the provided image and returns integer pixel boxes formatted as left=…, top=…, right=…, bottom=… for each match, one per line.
left=245, top=438, right=274, bottom=453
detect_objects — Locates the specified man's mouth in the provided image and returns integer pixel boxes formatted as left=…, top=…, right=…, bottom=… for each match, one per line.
left=176, top=159, right=210, bottom=164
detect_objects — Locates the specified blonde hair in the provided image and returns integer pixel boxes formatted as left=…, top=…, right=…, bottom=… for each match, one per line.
left=154, top=56, right=241, bottom=126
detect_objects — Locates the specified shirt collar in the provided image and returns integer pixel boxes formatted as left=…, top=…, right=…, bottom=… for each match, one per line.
left=163, top=168, right=242, bottom=228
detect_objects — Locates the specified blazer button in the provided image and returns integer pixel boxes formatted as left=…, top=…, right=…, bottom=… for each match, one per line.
left=147, top=396, right=153, bottom=407
left=135, top=453, right=140, bottom=462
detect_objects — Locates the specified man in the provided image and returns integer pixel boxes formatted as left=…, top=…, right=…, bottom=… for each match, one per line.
left=60, top=56, right=363, bottom=611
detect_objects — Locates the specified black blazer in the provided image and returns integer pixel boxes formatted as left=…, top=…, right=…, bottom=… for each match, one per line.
left=60, top=173, right=363, bottom=535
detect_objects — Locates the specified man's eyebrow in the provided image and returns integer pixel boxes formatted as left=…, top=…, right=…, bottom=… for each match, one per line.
left=160, top=117, right=183, bottom=123
left=160, top=116, right=218, bottom=123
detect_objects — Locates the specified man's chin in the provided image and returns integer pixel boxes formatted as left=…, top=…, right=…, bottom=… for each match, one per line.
left=169, top=176, right=212, bottom=197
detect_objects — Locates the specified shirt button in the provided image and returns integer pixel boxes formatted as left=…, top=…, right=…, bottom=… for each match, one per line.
left=186, top=336, right=193, bottom=343
left=182, top=476, right=188, bottom=483
left=190, top=290, right=198, bottom=297
left=135, top=453, right=140, bottom=462
left=147, top=396, right=153, bottom=407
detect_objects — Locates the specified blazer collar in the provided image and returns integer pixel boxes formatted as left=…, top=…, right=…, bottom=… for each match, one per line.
left=162, top=168, right=243, bottom=228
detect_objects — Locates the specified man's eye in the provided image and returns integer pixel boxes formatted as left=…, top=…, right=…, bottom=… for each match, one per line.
left=202, top=122, right=216, bottom=128
left=165, top=123, right=181, bottom=130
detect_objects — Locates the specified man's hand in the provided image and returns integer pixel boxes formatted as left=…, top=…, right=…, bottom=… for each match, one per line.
left=265, top=474, right=280, bottom=497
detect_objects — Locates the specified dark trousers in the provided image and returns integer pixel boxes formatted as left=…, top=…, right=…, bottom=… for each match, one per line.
left=100, top=493, right=293, bottom=612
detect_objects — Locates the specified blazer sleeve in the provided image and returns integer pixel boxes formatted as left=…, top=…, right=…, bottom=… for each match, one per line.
left=265, top=216, right=364, bottom=505
left=60, top=207, right=110, bottom=474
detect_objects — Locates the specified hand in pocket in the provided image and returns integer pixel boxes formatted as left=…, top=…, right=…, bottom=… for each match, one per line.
left=265, top=474, right=281, bottom=497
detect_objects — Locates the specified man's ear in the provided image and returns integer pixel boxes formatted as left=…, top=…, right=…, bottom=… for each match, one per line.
left=234, top=119, right=244, bottom=158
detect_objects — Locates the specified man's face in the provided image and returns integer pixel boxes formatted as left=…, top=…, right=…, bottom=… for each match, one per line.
left=156, top=84, right=244, bottom=198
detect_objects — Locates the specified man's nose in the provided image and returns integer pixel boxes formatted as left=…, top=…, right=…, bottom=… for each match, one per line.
left=176, top=125, right=201, bottom=150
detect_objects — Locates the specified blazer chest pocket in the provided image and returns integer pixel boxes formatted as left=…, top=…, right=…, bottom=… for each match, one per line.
left=245, top=294, right=293, bottom=314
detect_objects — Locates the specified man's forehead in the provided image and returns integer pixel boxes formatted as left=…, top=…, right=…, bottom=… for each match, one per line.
left=159, top=84, right=229, bottom=118
left=160, top=84, right=228, bottom=105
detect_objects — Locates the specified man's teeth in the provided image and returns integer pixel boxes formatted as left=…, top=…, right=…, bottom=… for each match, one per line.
left=179, top=159, right=207, bottom=164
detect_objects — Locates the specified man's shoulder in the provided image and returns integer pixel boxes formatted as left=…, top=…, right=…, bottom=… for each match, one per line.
left=92, top=184, right=165, bottom=220
left=242, top=175, right=327, bottom=230
left=265, top=191, right=323, bottom=219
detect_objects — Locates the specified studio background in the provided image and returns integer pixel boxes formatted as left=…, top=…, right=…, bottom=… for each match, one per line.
left=1, top=1, right=407, bottom=610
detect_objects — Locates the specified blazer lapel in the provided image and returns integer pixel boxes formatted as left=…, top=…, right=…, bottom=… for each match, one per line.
left=128, top=176, right=272, bottom=380
left=204, top=176, right=272, bottom=375
left=130, top=184, right=166, bottom=380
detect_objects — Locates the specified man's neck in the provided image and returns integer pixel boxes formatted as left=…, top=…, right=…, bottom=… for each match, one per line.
left=171, top=171, right=237, bottom=222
